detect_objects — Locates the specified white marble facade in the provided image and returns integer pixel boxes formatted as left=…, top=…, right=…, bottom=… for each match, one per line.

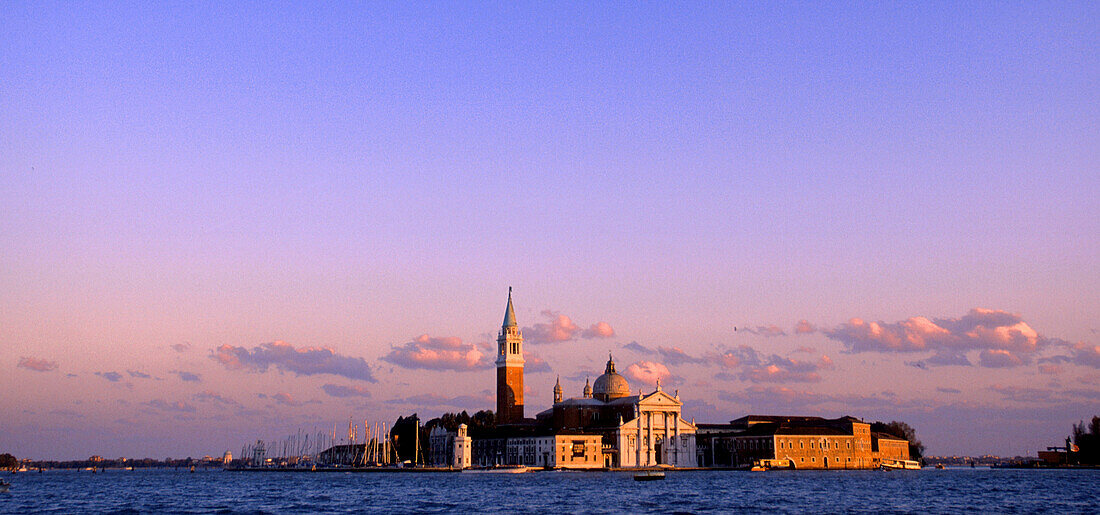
left=615, top=389, right=697, bottom=467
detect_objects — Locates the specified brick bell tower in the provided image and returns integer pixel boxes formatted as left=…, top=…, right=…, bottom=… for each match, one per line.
left=496, top=287, right=524, bottom=424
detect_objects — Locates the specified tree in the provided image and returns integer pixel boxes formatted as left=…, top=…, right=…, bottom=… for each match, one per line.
left=0, top=453, right=17, bottom=470
left=871, top=421, right=925, bottom=461
left=1070, top=416, right=1099, bottom=465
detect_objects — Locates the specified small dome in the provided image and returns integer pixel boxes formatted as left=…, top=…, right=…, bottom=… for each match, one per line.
left=592, top=355, right=630, bottom=401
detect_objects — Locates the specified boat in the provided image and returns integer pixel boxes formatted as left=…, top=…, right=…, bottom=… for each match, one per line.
left=0, top=480, right=9, bottom=493
left=935, top=464, right=946, bottom=469
left=463, top=465, right=528, bottom=474
left=633, top=470, right=665, bottom=481
left=879, top=459, right=921, bottom=470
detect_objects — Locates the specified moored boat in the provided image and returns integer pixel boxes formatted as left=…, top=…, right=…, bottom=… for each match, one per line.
left=463, top=465, right=528, bottom=474
left=879, top=459, right=921, bottom=470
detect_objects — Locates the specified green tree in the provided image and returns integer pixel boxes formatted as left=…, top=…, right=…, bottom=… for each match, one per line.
left=871, top=421, right=925, bottom=461
left=0, top=453, right=17, bottom=470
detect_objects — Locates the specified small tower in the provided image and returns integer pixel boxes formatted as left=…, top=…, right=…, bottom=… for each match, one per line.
left=582, top=377, right=592, bottom=398
left=496, top=287, right=525, bottom=424
left=553, top=376, right=563, bottom=404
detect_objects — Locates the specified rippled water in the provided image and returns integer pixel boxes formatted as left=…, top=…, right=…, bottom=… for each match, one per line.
left=1, top=468, right=1096, bottom=513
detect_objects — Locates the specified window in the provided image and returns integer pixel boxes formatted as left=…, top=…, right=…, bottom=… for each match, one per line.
left=800, top=441, right=804, bottom=449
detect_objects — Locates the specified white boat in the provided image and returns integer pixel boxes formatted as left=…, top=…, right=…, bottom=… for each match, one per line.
left=0, top=480, right=9, bottom=493
left=633, top=470, right=665, bottom=481
left=879, top=459, right=921, bottom=470
left=463, top=465, right=528, bottom=473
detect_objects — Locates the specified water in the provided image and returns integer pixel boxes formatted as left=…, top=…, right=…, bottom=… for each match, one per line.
left=1, top=468, right=1096, bottom=514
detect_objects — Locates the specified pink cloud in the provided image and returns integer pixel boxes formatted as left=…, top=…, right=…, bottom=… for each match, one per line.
left=170, top=343, right=191, bottom=353
left=711, top=345, right=832, bottom=383
left=624, top=361, right=673, bottom=386
left=273, top=392, right=301, bottom=406
left=524, top=311, right=581, bottom=343
left=980, top=349, right=1024, bottom=368
left=794, top=320, right=816, bottom=334
left=582, top=321, right=615, bottom=339
left=739, top=364, right=820, bottom=383
left=381, top=334, right=488, bottom=371
left=1071, top=342, right=1100, bottom=368
left=212, top=341, right=377, bottom=382
left=823, top=308, right=1043, bottom=368
left=17, top=356, right=58, bottom=372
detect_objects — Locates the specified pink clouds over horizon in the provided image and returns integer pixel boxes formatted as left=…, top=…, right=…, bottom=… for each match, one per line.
left=212, top=341, right=377, bottom=382
left=822, top=308, right=1043, bottom=368
left=381, top=334, right=487, bottom=371
left=624, top=361, right=676, bottom=387
left=523, top=310, right=615, bottom=344
left=17, top=357, right=58, bottom=372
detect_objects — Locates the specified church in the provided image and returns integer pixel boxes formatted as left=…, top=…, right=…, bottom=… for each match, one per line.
left=432, top=289, right=698, bottom=469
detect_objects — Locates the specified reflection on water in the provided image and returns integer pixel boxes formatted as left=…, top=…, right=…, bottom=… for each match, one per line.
left=1, top=468, right=1097, bottom=513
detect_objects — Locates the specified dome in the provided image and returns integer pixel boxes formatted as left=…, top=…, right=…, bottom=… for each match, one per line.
left=592, top=355, right=630, bottom=401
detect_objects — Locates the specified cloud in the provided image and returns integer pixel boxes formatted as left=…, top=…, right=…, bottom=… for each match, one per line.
left=144, top=399, right=196, bottom=413
left=979, top=349, right=1024, bottom=368
left=273, top=392, right=302, bottom=407
left=1038, top=364, right=1063, bottom=375
left=523, top=353, right=553, bottom=373
left=989, top=385, right=1058, bottom=403
left=126, top=370, right=152, bottom=379
left=212, top=340, right=377, bottom=382
left=624, top=361, right=676, bottom=387
left=524, top=311, right=581, bottom=344
left=652, top=346, right=703, bottom=365
left=622, top=341, right=655, bottom=354
left=822, top=308, right=1042, bottom=368
left=381, top=334, right=487, bottom=371
left=193, top=391, right=240, bottom=406
left=794, top=320, right=817, bottom=334
left=710, top=345, right=833, bottom=383
left=1069, top=342, right=1100, bottom=368
left=582, top=322, right=615, bottom=339
left=741, top=325, right=787, bottom=337
left=95, top=371, right=123, bottom=382
left=17, top=357, right=58, bottom=372
left=170, top=343, right=191, bottom=353
left=171, top=370, right=202, bottom=382
left=321, top=384, right=372, bottom=398
left=936, top=387, right=962, bottom=394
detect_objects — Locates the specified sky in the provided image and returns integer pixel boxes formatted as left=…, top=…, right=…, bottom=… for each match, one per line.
left=1, top=2, right=1097, bottom=460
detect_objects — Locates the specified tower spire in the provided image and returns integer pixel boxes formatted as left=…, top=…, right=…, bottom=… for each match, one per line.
left=503, top=287, right=517, bottom=328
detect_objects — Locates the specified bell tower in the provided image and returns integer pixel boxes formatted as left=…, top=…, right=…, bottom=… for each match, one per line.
left=496, top=287, right=524, bottom=424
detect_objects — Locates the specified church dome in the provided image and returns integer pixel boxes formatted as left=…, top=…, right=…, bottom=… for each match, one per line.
left=592, top=355, right=630, bottom=401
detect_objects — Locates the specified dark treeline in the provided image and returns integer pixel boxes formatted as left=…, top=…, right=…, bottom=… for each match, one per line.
left=870, top=420, right=925, bottom=461
left=1070, top=416, right=1099, bottom=465
left=389, top=410, right=496, bottom=463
